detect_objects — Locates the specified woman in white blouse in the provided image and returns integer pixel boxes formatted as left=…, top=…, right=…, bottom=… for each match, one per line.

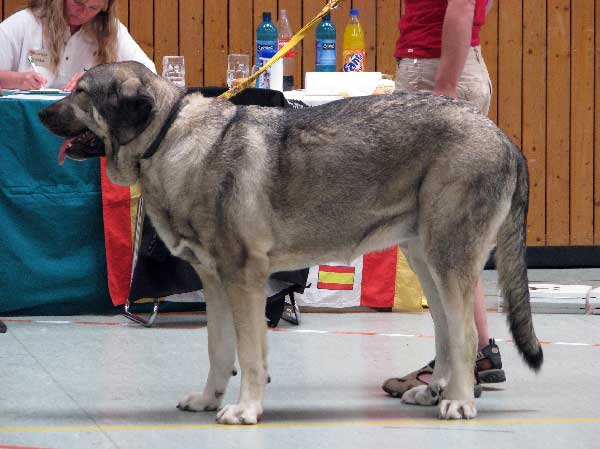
left=0, top=0, right=155, bottom=91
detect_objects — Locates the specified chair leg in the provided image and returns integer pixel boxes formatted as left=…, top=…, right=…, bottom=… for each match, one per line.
left=282, top=292, right=301, bottom=325
left=123, top=297, right=161, bottom=327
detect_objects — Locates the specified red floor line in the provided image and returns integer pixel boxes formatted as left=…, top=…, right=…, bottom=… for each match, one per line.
left=73, top=321, right=121, bottom=326
left=0, top=445, right=57, bottom=449
left=3, top=319, right=600, bottom=348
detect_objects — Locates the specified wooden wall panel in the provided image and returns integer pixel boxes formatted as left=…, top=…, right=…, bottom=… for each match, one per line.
left=179, top=0, right=203, bottom=87
left=480, top=0, right=498, bottom=123
left=116, top=0, right=128, bottom=28
left=570, top=0, right=595, bottom=245
left=2, top=1, right=600, bottom=250
left=3, top=0, right=26, bottom=18
left=376, top=0, right=402, bottom=77
left=546, top=0, right=571, bottom=245
left=154, top=0, right=179, bottom=76
left=229, top=0, right=254, bottom=80
left=522, top=0, right=547, bottom=246
left=596, top=0, right=600, bottom=244
left=303, top=0, right=324, bottom=77
left=497, top=0, right=522, bottom=148
left=204, top=0, right=228, bottom=86
left=129, top=0, right=154, bottom=63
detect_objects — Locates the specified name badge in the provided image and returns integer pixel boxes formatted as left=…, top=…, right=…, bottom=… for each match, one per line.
left=28, top=48, right=51, bottom=69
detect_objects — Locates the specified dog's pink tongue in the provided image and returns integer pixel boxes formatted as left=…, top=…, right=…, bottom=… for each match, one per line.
left=58, top=138, right=74, bottom=165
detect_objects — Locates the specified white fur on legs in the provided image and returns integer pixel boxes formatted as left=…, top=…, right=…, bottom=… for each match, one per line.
left=178, top=274, right=237, bottom=413
left=435, top=277, right=478, bottom=420
left=439, top=399, right=477, bottom=419
left=401, top=384, right=442, bottom=405
left=216, top=276, right=268, bottom=425
left=401, top=243, right=451, bottom=391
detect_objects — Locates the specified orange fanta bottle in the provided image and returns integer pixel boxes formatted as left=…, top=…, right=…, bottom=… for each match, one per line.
left=342, top=8, right=365, bottom=72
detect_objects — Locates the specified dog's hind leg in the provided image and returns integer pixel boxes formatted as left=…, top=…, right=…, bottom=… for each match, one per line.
left=433, top=272, right=478, bottom=419
left=216, top=261, right=269, bottom=425
left=178, top=271, right=237, bottom=412
left=400, top=240, right=450, bottom=406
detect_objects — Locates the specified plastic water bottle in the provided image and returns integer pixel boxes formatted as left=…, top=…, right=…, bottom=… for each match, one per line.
left=342, top=9, right=365, bottom=72
left=256, top=49, right=283, bottom=92
left=256, top=12, right=277, bottom=67
left=277, top=9, right=295, bottom=90
left=315, top=13, right=336, bottom=72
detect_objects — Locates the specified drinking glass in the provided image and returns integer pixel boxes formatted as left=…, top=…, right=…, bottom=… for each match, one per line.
left=162, top=56, right=185, bottom=87
left=226, top=54, right=250, bottom=87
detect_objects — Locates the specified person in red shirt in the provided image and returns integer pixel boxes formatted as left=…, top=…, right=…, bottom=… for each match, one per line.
left=383, top=0, right=506, bottom=401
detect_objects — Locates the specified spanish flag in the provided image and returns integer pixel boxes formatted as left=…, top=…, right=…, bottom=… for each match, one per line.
left=317, top=265, right=355, bottom=290
left=296, top=247, right=426, bottom=311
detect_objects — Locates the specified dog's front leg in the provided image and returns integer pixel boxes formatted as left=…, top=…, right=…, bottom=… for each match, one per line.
left=216, top=280, right=268, bottom=425
left=400, top=243, right=450, bottom=406
left=178, top=272, right=237, bottom=412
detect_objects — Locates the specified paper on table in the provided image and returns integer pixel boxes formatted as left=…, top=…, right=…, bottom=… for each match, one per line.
left=1, top=88, right=68, bottom=95
left=0, top=93, right=68, bottom=100
left=304, top=72, right=382, bottom=97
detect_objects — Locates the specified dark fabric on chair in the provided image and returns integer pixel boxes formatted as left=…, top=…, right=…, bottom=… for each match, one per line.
left=128, top=87, right=308, bottom=316
left=190, top=86, right=289, bottom=107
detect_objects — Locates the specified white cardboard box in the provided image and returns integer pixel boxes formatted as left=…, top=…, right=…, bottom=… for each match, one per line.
left=304, top=71, right=382, bottom=97
left=585, top=286, right=600, bottom=314
left=498, top=283, right=591, bottom=314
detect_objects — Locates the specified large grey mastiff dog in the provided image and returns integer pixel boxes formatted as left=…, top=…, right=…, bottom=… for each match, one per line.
left=39, top=61, right=542, bottom=424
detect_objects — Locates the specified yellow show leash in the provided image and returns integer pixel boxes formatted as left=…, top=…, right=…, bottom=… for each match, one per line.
left=219, top=0, right=344, bottom=100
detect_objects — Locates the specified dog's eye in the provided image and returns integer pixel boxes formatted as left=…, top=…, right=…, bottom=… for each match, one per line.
left=74, top=88, right=85, bottom=94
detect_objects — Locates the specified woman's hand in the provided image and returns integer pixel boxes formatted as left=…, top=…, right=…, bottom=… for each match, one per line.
left=62, top=71, right=85, bottom=92
left=18, top=71, right=47, bottom=90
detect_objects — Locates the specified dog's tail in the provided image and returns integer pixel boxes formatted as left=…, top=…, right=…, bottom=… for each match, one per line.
left=495, top=146, right=543, bottom=372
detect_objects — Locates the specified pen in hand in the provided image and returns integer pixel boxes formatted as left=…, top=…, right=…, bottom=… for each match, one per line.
left=27, top=55, right=46, bottom=90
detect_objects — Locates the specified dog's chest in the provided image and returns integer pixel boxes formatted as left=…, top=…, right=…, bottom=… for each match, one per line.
left=144, top=199, right=213, bottom=268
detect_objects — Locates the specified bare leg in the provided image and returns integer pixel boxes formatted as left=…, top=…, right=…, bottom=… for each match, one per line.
left=473, top=277, right=490, bottom=350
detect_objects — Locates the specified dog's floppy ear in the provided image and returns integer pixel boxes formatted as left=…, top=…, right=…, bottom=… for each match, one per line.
left=111, top=77, right=155, bottom=145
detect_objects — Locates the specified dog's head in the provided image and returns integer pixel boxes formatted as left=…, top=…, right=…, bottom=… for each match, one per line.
left=39, top=61, right=176, bottom=185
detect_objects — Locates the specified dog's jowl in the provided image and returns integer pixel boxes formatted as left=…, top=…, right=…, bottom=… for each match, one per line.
left=39, top=61, right=542, bottom=424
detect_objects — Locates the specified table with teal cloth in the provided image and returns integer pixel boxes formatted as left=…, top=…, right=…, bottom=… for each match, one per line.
left=0, top=93, right=112, bottom=314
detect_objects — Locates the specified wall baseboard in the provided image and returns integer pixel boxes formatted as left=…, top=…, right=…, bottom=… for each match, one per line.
left=485, top=246, right=600, bottom=269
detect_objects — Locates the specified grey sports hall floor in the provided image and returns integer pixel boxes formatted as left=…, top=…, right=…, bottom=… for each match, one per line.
left=1, top=269, right=599, bottom=449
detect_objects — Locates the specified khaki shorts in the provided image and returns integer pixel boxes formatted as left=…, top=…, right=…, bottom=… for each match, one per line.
left=394, top=46, right=492, bottom=115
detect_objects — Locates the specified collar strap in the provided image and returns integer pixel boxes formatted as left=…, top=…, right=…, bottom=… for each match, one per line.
left=141, top=92, right=188, bottom=160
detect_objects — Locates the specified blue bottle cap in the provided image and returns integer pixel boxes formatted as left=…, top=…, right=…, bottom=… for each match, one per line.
left=262, top=11, right=271, bottom=22
left=323, top=13, right=331, bottom=20
left=350, top=8, right=359, bottom=16
left=259, top=48, right=277, bottom=59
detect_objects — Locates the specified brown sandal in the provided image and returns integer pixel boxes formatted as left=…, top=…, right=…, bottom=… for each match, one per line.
left=382, top=360, right=435, bottom=398
left=382, top=360, right=482, bottom=398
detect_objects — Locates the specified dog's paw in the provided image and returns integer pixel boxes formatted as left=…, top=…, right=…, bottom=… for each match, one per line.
left=216, top=402, right=263, bottom=425
left=401, top=384, right=441, bottom=406
left=177, top=391, right=223, bottom=412
left=438, top=399, right=477, bottom=420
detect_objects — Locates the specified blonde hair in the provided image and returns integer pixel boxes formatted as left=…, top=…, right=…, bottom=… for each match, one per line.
left=28, top=0, right=119, bottom=73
